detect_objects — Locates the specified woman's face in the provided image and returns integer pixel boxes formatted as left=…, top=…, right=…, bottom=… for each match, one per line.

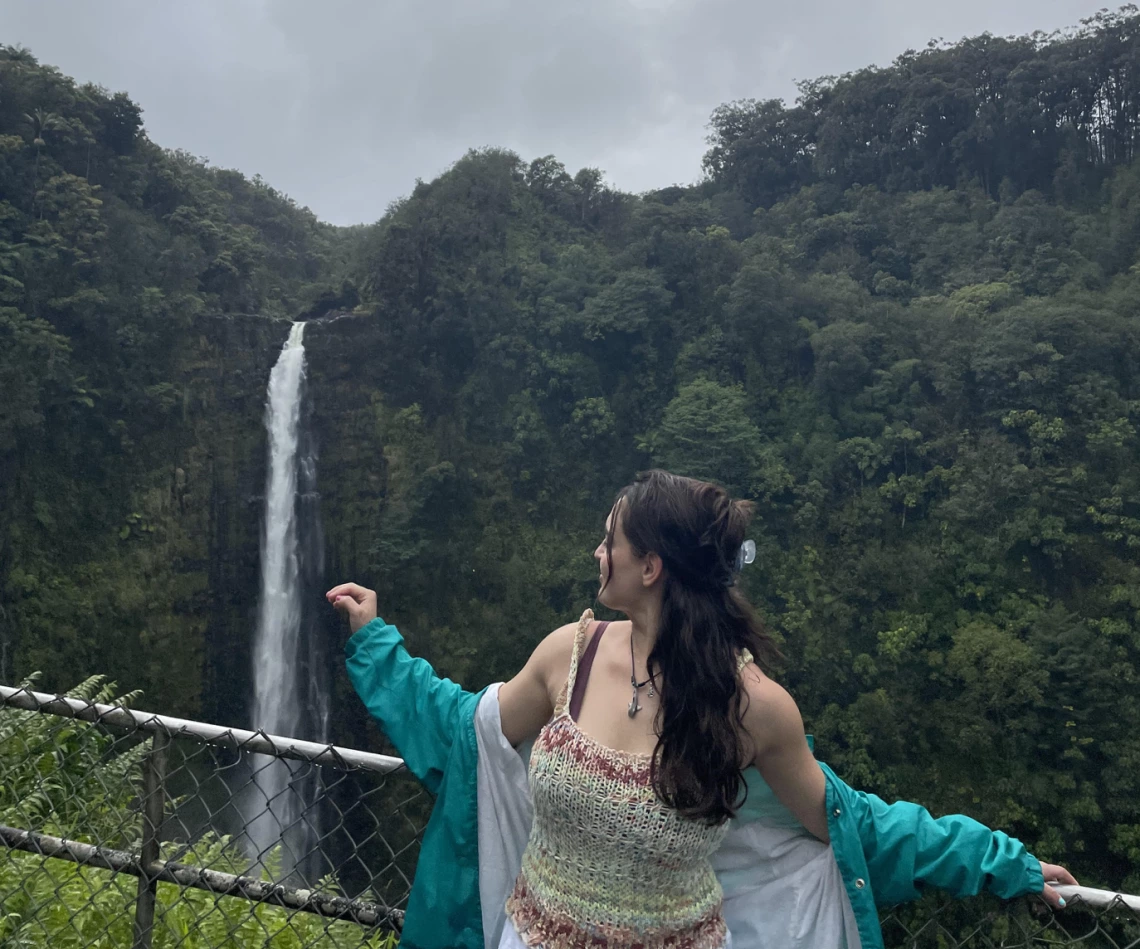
left=594, top=504, right=645, bottom=610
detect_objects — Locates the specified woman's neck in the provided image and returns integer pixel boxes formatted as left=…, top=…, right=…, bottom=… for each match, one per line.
left=625, top=600, right=661, bottom=654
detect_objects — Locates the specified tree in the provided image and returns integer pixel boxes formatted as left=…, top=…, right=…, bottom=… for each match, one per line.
left=24, top=108, right=61, bottom=202
left=640, top=379, right=764, bottom=495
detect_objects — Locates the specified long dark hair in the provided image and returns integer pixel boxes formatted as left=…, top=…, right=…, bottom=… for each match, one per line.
left=603, top=469, right=781, bottom=825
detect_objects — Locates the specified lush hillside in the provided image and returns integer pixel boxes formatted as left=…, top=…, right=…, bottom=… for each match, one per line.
left=2, top=8, right=1140, bottom=894
left=0, top=42, right=345, bottom=711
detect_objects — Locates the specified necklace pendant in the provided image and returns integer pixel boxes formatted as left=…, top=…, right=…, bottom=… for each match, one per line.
left=628, top=690, right=640, bottom=718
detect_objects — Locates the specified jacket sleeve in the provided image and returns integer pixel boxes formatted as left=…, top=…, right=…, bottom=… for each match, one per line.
left=852, top=786, right=1045, bottom=905
left=344, top=617, right=471, bottom=795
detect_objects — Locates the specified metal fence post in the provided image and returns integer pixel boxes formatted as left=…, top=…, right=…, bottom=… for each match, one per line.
left=133, top=730, right=170, bottom=949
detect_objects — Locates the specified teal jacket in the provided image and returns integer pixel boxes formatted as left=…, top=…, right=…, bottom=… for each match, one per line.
left=346, top=618, right=1043, bottom=949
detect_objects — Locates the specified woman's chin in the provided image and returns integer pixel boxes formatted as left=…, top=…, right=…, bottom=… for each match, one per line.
left=596, top=588, right=616, bottom=611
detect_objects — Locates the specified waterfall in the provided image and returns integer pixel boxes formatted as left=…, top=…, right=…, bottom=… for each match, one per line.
left=245, top=321, right=328, bottom=878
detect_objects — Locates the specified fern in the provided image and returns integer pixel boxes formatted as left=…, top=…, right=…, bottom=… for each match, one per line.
left=0, top=675, right=400, bottom=948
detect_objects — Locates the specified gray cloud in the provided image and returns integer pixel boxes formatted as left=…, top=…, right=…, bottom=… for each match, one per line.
left=1, top=0, right=1107, bottom=225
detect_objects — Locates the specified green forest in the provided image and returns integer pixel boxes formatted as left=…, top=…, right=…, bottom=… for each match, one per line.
left=2, top=4, right=1140, bottom=911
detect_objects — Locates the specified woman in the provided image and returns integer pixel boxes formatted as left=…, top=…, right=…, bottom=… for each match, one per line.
left=330, top=470, right=1074, bottom=949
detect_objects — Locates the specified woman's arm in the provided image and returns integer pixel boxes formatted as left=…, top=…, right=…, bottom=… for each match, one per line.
left=330, top=582, right=579, bottom=750
left=839, top=772, right=1078, bottom=910
left=740, top=667, right=830, bottom=843
left=331, top=582, right=476, bottom=794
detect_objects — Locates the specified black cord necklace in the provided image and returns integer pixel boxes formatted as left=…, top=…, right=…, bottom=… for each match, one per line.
left=628, top=633, right=657, bottom=718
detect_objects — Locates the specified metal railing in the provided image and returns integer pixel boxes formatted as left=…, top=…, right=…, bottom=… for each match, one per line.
left=1, top=677, right=1138, bottom=949
left=0, top=678, right=426, bottom=948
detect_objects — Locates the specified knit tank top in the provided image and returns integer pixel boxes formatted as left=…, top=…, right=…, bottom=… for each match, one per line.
left=506, top=610, right=748, bottom=949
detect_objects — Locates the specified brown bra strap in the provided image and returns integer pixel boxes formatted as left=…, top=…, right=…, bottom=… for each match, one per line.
left=569, top=620, right=610, bottom=721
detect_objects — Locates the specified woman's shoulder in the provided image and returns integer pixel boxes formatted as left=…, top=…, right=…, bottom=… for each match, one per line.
left=529, top=609, right=595, bottom=668
left=554, top=608, right=596, bottom=644
left=738, top=662, right=800, bottom=725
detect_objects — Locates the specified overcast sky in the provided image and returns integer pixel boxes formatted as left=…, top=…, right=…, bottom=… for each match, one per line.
left=1, top=0, right=1108, bottom=226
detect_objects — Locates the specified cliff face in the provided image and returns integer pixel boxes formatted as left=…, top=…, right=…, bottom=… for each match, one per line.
left=0, top=46, right=348, bottom=725
left=5, top=302, right=527, bottom=751
left=4, top=313, right=385, bottom=731
left=189, top=318, right=287, bottom=727
left=303, top=316, right=390, bottom=597
left=5, top=316, right=284, bottom=722
left=299, top=316, right=393, bottom=746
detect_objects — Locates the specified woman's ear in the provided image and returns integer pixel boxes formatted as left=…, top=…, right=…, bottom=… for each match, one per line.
left=641, top=552, right=664, bottom=588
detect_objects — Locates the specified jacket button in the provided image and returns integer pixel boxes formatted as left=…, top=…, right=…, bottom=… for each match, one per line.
left=833, top=807, right=841, bottom=817
left=855, top=879, right=865, bottom=889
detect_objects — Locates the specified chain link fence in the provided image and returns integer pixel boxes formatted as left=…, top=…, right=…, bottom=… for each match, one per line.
left=881, top=889, right=1140, bottom=948
left=2, top=676, right=1139, bottom=949
left=0, top=677, right=426, bottom=948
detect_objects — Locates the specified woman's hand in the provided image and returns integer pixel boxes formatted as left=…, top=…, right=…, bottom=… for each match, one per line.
left=326, top=582, right=378, bottom=633
left=1040, top=861, right=1079, bottom=910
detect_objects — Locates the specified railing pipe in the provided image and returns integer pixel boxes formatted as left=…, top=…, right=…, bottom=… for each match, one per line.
left=1052, top=884, right=1140, bottom=913
left=0, top=824, right=402, bottom=929
left=0, top=684, right=404, bottom=774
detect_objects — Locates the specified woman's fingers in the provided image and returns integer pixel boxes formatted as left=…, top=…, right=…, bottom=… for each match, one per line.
left=1042, top=863, right=1078, bottom=887
left=1040, top=862, right=1079, bottom=910
left=330, top=595, right=358, bottom=615
left=326, top=582, right=370, bottom=603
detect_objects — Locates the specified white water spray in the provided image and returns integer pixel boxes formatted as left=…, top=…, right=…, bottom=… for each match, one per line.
left=247, top=322, right=313, bottom=868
